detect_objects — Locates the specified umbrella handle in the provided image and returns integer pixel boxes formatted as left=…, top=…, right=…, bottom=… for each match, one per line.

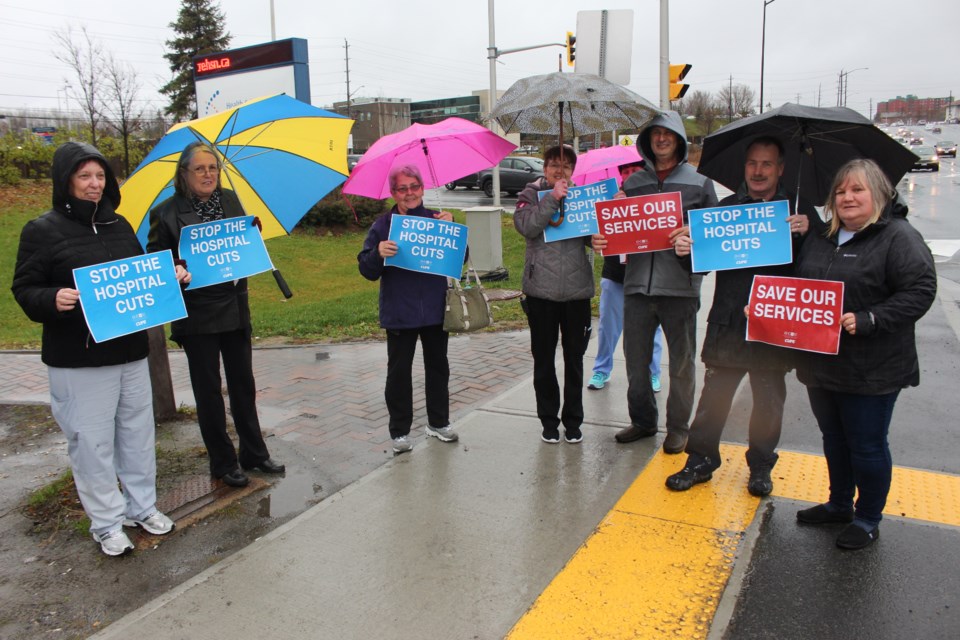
left=272, top=268, right=293, bottom=299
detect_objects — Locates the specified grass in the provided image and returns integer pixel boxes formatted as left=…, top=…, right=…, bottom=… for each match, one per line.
left=1, top=181, right=603, bottom=349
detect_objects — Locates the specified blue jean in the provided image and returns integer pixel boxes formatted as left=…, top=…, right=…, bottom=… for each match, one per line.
left=806, top=386, right=900, bottom=527
left=593, top=278, right=662, bottom=377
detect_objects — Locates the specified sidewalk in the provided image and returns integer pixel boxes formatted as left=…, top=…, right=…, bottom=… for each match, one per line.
left=3, top=274, right=959, bottom=639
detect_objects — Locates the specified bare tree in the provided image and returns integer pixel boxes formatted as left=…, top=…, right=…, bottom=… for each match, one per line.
left=684, top=90, right=714, bottom=121
left=54, top=27, right=104, bottom=147
left=102, top=53, right=143, bottom=176
left=717, top=83, right=758, bottom=119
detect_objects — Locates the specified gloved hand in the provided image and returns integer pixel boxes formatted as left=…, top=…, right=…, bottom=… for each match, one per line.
left=252, top=216, right=263, bottom=232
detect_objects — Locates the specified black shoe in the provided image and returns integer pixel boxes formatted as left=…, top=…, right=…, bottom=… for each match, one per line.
left=747, top=466, right=774, bottom=497
left=219, top=469, right=250, bottom=487
left=662, top=430, right=688, bottom=454
left=665, top=456, right=716, bottom=491
left=615, top=423, right=658, bottom=443
left=242, top=458, right=286, bottom=474
left=564, top=426, right=583, bottom=444
left=541, top=427, right=560, bottom=444
left=796, top=504, right=855, bottom=525
left=836, top=523, right=879, bottom=550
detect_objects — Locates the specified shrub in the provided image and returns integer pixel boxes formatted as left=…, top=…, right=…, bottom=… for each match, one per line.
left=298, top=186, right=388, bottom=230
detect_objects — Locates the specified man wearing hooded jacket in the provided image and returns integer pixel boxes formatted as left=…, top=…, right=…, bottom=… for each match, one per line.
left=593, top=111, right=718, bottom=453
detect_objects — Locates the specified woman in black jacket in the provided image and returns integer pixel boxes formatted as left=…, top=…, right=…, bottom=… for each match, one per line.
left=794, top=158, right=936, bottom=550
left=147, top=141, right=284, bottom=488
left=12, top=142, right=187, bottom=556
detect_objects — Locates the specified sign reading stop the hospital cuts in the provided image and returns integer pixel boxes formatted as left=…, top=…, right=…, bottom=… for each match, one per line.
left=746, top=275, right=844, bottom=354
left=179, top=216, right=273, bottom=290
left=540, top=179, right=616, bottom=243
left=73, top=250, right=187, bottom=343
left=595, top=192, right=683, bottom=255
left=688, top=200, right=792, bottom=272
left=384, top=215, right=468, bottom=279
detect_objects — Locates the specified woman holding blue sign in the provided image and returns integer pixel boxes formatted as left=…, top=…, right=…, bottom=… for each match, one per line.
left=793, top=158, right=936, bottom=550
left=514, top=145, right=594, bottom=445
left=12, top=142, right=188, bottom=556
left=358, top=164, right=460, bottom=454
left=148, top=141, right=285, bottom=489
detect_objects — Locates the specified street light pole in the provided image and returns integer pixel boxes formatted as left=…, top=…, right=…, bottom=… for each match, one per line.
left=487, top=0, right=501, bottom=207
left=759, top=0, right=775, bottom=113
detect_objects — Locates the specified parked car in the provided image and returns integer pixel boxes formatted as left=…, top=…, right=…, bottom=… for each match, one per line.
left=444, top=172, right=479, bottom=190
left=935, top=141, right=957, bottom=157
left=347, top=154, right=363, bottom=172
left=910, top=146, right=939, bottom=172
left=477, top=156, right=545, bottom=197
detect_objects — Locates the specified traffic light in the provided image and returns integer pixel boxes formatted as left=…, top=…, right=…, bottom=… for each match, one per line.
left=669, top=63, right=692, bottom=101
left=566, top=32, right=576, bottom=67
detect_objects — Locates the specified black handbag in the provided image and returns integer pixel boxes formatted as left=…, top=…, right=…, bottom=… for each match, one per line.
left=443, top=263, right=493, bottom=333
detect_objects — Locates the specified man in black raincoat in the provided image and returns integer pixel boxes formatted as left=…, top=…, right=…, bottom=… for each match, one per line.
left=666, top=136, right=823, bottom=496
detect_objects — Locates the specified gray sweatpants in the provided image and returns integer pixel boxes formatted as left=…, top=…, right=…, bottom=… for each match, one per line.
left=48, top=359, right=158, bottom=536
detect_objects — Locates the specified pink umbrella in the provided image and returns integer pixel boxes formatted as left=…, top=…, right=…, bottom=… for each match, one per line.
left=571, top=145, right=644, bottom=187
left=342, top=117, right=517, bottom=199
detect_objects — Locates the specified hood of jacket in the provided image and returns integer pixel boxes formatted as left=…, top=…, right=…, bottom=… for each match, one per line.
left=638, top=111, right=688, bottom=166
left=51, top=142, right=121, bottom=216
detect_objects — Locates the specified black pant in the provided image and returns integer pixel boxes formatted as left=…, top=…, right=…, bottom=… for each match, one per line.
left=385, top=325, right=450, bottom=438
left=179, top=329, right=269, bottom=478
left=623, top=294, right=698, bottom=433
left=685, top=366, right=786, bottom=470
left=524, top=296, right=592, bottom=430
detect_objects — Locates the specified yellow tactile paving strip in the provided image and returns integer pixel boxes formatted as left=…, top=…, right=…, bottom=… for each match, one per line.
left=507, top=444, right=960, bottom=639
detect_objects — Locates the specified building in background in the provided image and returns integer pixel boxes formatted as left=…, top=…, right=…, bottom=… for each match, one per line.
left=332, top=97, right=410, bottom=152
left=876, top=95, right=955, bottom=124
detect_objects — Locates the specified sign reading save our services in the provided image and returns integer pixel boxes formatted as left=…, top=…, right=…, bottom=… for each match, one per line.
left=73, top=250, right=187, bottom=343
left=688, top=200, right=792, bottom=272
left=540, top=179, right=617, bottom=243
left=178, top=216, right=273, bottom=290
left=746, top=275, right=844, bottom=354
left=385, top=215, right=468, bottom=280
left=595, top=192, right=683, bottom=255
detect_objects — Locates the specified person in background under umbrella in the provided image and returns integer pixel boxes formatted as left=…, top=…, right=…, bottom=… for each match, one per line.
left=592, top=111, right=718, bottom=454
left=12, top=142, right=188, bottom=556
left=148, top=141, right=285, bottom=489
left=794, top=158, right=935, bottom=550
left=515, top=145, right=594, bottom=444
left=358, top=164, right=460, bottom=454
left=665, top=136, right=822, bottom=497
left=588, top=160, right=664, bottom=394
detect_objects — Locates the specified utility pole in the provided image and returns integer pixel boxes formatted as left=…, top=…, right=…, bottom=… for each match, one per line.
left=729, top=75, right=733, bottom=121
left=659, top=0, right=670, bottom=109
left=344, top=40, right=352, bottom=119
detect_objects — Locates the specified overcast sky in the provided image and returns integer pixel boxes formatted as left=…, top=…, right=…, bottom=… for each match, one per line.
left=2, top=0, right=957, bottom=121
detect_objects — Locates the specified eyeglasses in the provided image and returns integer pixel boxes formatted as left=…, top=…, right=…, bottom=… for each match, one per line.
left=187, top=164, right=220, bottom=176
left=545, top=163, right=573, bottom=171
left=393, top=182, right=422, bottom=194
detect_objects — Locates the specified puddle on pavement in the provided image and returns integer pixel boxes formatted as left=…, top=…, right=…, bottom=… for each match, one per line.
left=256, top=467, right=323, bottom=519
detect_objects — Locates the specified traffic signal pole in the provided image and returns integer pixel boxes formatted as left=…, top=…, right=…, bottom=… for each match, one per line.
left=659, top=0, right=670, bottom=109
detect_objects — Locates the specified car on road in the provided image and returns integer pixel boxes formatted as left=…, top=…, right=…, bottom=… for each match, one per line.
left=910, top=146, right=939, bottom=172
left=445, top=173, right=479, bottom=190
left=347, top=154, right=363, bottom=172
left=935, top=140, right=957, bottom=157
left=909, top=137, right=924, bottom=146
left=477, top=156, right=545, bottom=197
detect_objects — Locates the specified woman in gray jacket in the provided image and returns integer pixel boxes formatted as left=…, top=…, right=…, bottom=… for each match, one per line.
left=514, top=145, right=594, bottom=444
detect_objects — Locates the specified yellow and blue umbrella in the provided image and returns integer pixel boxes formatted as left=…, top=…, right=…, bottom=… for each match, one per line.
left=119, top=94, right=354, bottom=247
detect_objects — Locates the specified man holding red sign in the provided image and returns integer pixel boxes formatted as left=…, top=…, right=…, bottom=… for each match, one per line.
left=665, top=137, right=822, bottom=496
left=592, top=111, right=718, bottom=454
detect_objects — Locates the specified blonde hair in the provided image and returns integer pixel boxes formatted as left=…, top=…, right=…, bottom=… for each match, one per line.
left=824, top=158, right=893, bottom=236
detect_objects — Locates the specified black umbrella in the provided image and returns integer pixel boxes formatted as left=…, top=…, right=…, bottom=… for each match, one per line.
left=698, top=103, right=918, bottom=206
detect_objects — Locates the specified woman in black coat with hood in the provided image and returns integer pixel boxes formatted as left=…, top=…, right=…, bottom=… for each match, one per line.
left=794, top=158, right=936, bottom=550
left=12, top=142, right=188, bottom=556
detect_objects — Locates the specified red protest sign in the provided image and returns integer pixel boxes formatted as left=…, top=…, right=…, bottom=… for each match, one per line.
left=596, top=192, right=683, bottom=256
left=747, top=276, right=844, bottom=354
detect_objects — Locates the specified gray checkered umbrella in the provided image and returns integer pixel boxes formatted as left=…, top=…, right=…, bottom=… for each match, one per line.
left=490, top=72, right=661, bottom=142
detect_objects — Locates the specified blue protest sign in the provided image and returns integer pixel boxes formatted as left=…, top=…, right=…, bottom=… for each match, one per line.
left=179, top=216, right=273, bottom=289
left=541, top=178, right=617, bottom=243
left=384, top=215, right=468, bottom=279
left=688, top=200, right=792, bottom=272
left=73, top=250, right=187, bottom=343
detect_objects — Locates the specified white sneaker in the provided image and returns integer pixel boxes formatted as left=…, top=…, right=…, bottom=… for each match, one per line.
left=124, top=510, right=175, bottom=535
left=393, top=435, right=413, bottom=454
left=425, top=425, right=459, bottom=442
left=92, top=529, right=134, bottom=556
